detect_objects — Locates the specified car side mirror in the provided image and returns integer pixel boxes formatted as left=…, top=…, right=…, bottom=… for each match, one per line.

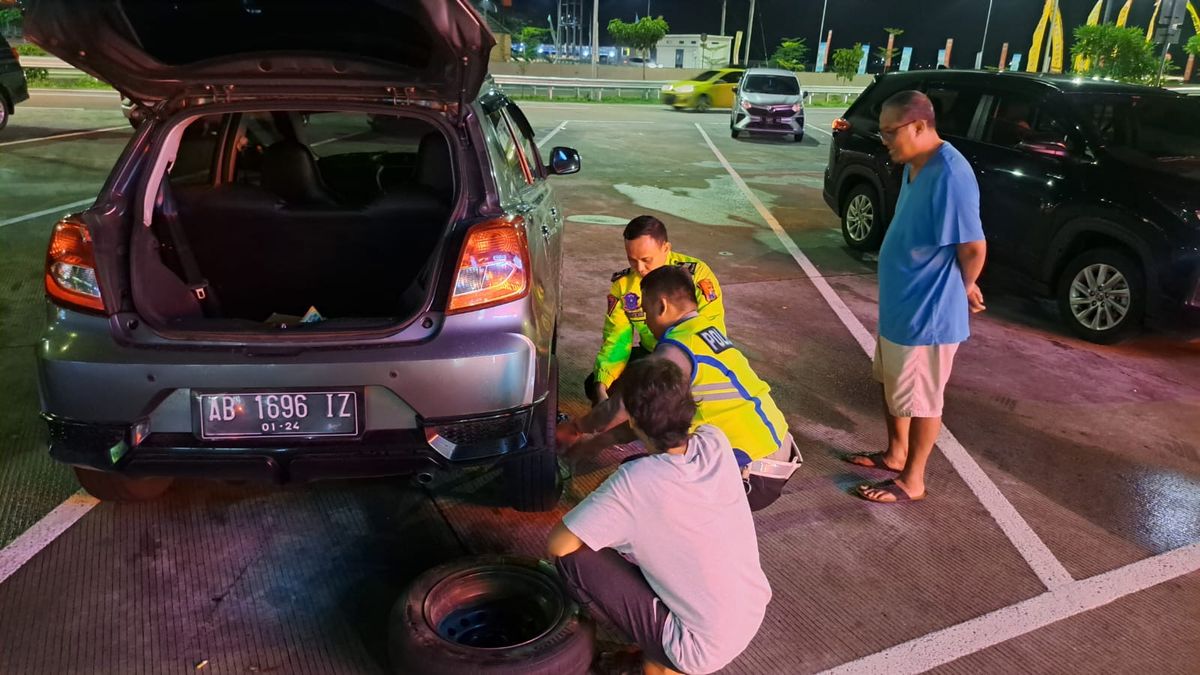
left=732, top=87, right=739, bottom=94
left=549, top=146, right=581, bottom=175
left=1017, top=139, right=1069, bottom=158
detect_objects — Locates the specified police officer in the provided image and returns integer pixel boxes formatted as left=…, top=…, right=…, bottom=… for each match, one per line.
left=587, top=215, right=725, bottom=405
left=564, top=265, right=799, bottom=510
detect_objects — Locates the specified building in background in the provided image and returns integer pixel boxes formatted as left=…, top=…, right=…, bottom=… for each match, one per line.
left=656, top=34, right=735, bottom=69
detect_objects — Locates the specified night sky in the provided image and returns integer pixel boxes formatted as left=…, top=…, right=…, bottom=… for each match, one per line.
left=505, top=0, right=1182, bottom=67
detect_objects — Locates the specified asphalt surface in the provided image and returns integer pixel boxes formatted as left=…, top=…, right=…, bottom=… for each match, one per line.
left=0, top=91, right=1196, bottom=674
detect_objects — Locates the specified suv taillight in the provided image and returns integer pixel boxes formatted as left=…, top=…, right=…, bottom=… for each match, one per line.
left=45, top=218, right=105, bottom=312
left=447, top=216, right=530, bottom=314
left=832, top=118, right=851, bottom=133
left=10, top=48, right=19, bottom=64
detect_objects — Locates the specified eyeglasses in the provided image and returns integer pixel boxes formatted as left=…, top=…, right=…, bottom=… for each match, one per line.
left=879, top=119, right=919, bottom=140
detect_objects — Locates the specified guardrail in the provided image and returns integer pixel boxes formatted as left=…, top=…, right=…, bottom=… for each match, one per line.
left=492, top=74, right=864, bottom=104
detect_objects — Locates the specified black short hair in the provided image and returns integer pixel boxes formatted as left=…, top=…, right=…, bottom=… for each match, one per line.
left=623, top=215, right=669, bottom=244
left=621, top=358, right=696, bottom=451
left=881, top=90, right=936, bottom=128
left=641, top=265, right=697, bottom=309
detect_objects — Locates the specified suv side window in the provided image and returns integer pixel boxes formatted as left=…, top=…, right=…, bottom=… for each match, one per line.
left=923, top=85, right=983, bottom=138
left=980, top=93, right=1074, bottom=152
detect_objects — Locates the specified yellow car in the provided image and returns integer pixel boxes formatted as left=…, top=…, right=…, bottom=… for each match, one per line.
left=660, top=68, right=744, bottom=112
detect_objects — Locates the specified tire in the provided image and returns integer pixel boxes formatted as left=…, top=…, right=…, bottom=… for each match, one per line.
left=730, top=126, right=740, bottom=139
left=840, top=183, right=885, bottom=251
left=694, top=94, right=711, bottom=113
left=1056, top=247, right=1145, bottom=344
left=73, top=467, right=173, bottom=502
left=792, top=131, right=805, bottom=143
left=503, top=359, right=562, bottom=512
left=0, top=94, right=10, bottom=132
left=389, top=555, right=595, bottom=675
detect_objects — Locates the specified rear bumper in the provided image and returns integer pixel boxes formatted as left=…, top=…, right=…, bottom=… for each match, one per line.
left=45, top=396, right=549, bottom=483
left=37, top=306, right=554, bottom=481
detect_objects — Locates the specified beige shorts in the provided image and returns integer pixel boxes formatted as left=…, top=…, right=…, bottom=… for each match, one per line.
left=872, top=336, right=959, bottom=418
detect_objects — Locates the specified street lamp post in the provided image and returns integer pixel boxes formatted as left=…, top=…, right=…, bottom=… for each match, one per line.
left=980, top=0, right=994, bottom=69
left=743, top=0, right=756, bottom=65
left=816, top=0, right=829, bottom=71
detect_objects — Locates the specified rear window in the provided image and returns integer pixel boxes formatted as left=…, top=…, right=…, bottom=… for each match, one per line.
left=119, top=0, right=432, bottom=67
left=743, top=75, right=800, bottom=96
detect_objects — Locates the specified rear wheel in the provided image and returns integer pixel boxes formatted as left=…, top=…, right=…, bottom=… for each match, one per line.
left=1056, top=248, right=1145, bottom=344
left=0, top=94, right=10, bottom=132
left=73, top=467, right=173, bottom=502
left=503, top=359, right=562, bottom=512
left=840, top=183, right=884, bottom=251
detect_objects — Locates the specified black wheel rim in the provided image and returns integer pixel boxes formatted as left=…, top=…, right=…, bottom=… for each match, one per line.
left=425, top=565, right=565, bottom=650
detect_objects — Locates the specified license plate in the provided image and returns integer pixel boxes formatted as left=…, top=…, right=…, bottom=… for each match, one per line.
left=197, top=390, right=360, bottom=439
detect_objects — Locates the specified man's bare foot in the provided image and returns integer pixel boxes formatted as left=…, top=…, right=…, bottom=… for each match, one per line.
left=856, top=477, right=926, bottom=503
left=843, top=451, right=905, bottom=472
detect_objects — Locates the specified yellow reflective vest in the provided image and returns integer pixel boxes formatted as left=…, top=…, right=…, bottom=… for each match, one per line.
left=660, top=315, right=788, bottom=461
left=593, top=251, right=725, bottom=387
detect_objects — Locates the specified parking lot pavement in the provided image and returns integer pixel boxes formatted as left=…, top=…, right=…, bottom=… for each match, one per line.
left=0, top=102, right=1196, bottom=673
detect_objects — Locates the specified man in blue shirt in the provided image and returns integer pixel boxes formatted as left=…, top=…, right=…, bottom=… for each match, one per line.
left=844, top=90, right=987, bottom=503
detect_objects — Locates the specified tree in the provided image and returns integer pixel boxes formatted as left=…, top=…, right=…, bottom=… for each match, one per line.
left=770, top=37, right=808, bottom=72
left=608, top=16, right=669, bottom=78
left=878, top=27, right=904, bottom=73
left=831, top=44, right=863, bottom=83
left=515, top=26, right=550, bottom=62
left=1070, top=23, right=1158, bottom=83
left=1188, top=35, right=1200, bottom=57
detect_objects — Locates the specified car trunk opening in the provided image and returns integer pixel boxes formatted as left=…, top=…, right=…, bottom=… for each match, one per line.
left=130, top=109, right=457, bottom=333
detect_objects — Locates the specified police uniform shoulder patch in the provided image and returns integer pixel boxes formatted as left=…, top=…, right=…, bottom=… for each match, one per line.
left=674, top=260, right=699, bottom=276
left=612, top=268, right=631, bottom=283
left=698, top=327, right=734, bottom=353
left=697, top=278, right=718, bottom=302
left=607, top=294, right=619, bottom=315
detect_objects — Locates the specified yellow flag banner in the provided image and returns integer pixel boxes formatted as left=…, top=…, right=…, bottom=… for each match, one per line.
left=1116, top=0, right=1133, bottom=27
left=1028, top=0, right=1055, bottom=72
left=1051, top=1, right=1066, bottom=73
left=1074, top=0, right=1104, bottom=72
left=1147, top=0, right=1162, bottom=41
left=1189, top=1, right=1200, bottom=34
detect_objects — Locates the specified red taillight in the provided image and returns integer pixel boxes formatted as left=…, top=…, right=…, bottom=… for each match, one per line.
left=832, top=118, right=852, bottom=133
left=45, top=218, right=105, bottom=313
left=10, top=48, right=19, bottom=64
left=447, top=216, right=530, bottom=314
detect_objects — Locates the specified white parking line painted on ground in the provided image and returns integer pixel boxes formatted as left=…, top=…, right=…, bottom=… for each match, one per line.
left=0, top=493, right=99, bottom=585
left=0, top=125, right=128, bottom=148
left=0, top=198, right=95, bottom=229
left=819, top=540, right=1200, bottom=674
left=694, top=122, right=1074, bottom=591
left=537, top=121, right=568, bottom=148
left=805, top=124, right=833, bottom=137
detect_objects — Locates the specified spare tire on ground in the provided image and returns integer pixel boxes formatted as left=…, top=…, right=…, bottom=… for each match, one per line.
left=389, top=555, right=595, bottom=675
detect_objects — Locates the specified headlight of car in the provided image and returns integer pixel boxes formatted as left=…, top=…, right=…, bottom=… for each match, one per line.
left=661, top=84, right=672, bottom=92
left=676, top=85, right=694, bottom=93
left=740, top=100, right=752, bottom=110
left=792, top=102, right=803, bottom=112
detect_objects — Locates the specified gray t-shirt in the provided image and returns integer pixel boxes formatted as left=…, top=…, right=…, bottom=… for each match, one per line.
left=563, top=425, right=772, bottom=674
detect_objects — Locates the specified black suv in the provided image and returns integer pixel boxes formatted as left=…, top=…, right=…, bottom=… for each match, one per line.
left=0, top=35, right=31, bottom=132
left=824, top=71, right=1200, bottom=343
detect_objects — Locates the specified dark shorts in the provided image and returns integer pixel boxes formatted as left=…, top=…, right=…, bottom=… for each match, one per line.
left=555, top=546, right=680, bottom=671
left=584, top=346, right=652, bottom=405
